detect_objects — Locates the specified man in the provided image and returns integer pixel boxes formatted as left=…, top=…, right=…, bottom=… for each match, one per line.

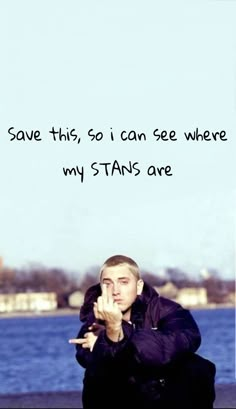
left=69, top=255, right=215, bottom=408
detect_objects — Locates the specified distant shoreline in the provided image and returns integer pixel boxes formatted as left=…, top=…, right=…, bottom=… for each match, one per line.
left=0, top=303, right=234, bottom=319
left=0, top=308, right=80, bottom=319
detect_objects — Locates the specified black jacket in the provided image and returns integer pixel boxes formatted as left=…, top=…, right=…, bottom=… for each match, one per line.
left=75, top=282, right=215, bottom=408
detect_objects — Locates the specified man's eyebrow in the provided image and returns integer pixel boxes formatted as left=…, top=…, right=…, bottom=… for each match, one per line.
left=102, top=277, right=130, bottom=281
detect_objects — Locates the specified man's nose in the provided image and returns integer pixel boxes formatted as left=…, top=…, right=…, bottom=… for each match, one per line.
left=112, top=283, right=120, bottom=295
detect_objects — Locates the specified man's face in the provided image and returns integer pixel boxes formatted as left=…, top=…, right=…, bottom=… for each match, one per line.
left=100, top=264, right=143, bottom=314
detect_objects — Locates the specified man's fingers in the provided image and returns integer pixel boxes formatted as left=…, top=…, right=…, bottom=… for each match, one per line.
left=102, top=283, right=113, bottom=304
left=68, top=338, right=87, bottom=344
left=106, top=284, right=113, bottom=304
left=97, top=295, right=103, bottom=312
left=102, top=283, right=107, bottom=297
left=93, top=302, right=102, bottom=319
left=69, top=331, right=99, bottom=352
left=93, top=302, right=98, bottom=317
left=68, top=337, right=91, bottom=350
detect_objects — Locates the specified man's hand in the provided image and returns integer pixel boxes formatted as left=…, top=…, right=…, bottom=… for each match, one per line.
left=93, top=284, right=124, bottom=342
left=94, top=283, right=122, bottom=326
left=69, top=331, right=98, bottom=352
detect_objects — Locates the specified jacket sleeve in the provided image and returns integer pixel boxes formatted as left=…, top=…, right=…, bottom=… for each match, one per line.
left=75, top=322, right=93, bottom=368
left=75, top=320, right=133, bottom=369
left=75, top=300, right=201, bottom=370
left=129, top=304, right=201, bottom=368
left=79, top=304, right=201, bottom=370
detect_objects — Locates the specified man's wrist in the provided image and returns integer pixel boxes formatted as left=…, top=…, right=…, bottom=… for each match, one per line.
left=106, top=322, right=122, bottom=331
left=106, top=322, right=124, bottom=342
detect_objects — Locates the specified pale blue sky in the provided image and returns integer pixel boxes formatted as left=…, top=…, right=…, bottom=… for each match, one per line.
left=0, top=1, right=235, bottom=279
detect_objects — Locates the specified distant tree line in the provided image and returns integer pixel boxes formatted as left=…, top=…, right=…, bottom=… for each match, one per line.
left=0, top=264, right=234, bottom=305
left=78, top=267, right=235, bottom=304
left=0, top=265, right=78, bottom=293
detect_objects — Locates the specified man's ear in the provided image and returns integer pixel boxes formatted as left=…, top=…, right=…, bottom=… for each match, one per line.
left=137, top=279, right=144, bottom=295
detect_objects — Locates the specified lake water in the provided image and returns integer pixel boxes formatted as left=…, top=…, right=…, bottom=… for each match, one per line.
left=0, top=308, right=235, bottom=394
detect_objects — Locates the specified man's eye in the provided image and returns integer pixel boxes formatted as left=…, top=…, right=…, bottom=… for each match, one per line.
left=120, top=281, right=128, bottom=285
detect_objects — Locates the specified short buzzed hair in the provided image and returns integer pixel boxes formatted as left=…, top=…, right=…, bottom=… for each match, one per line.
left=100, top=255, right=140, bottom=280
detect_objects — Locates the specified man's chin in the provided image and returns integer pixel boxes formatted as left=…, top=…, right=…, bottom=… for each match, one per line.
left=121, top=306, right=131, bottom=315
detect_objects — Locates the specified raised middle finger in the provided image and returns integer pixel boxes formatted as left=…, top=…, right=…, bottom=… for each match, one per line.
left=102, top=283, right=113, bottom=305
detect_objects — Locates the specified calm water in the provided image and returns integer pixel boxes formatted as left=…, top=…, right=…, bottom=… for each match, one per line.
left=0, top=308, right=235, bottom=394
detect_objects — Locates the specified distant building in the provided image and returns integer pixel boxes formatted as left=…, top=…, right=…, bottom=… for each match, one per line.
left=68, top=291, right=84, bottom=309
left=175, top=288, right=208, bottom=307
left=154, top=282, right=178, bottom=299
left=224, top=292, right=235, bottom=305
left=154, top=282, right=208, bottom=307
left=0, top=292, right=57, bottom=313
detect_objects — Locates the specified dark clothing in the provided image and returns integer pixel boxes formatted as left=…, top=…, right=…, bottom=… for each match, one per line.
left=75, top=282, right=216, bottom=408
